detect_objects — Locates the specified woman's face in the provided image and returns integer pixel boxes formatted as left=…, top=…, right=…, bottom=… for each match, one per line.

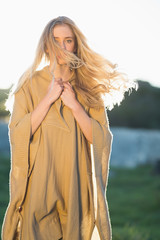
left=52, top=24, right=76, bottom=65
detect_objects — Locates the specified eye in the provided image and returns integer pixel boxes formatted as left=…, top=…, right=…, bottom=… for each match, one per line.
left=66, top=39, right=72, bottom=43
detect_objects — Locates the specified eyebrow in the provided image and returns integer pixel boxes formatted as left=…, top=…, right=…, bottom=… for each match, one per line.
left=54, top=37, right=74, bottom=39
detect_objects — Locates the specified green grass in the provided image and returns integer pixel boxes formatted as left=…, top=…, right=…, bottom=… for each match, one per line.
left=107, top=164, right=160, bottom=239
left=1, top=154, right=160, bottom=239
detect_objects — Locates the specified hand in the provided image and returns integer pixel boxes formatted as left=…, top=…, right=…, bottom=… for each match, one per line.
left=46, top=78, right=64, bottom=104
left=60, top=82, right=78, bottom=110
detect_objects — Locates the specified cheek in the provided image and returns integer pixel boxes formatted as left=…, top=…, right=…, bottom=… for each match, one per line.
left=67, top=43, right=76, bottom=52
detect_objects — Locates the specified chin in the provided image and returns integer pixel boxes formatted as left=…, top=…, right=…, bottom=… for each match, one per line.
left=58, top=61, right=66, bottom=65
left=57, top=57, right=67, bottom=65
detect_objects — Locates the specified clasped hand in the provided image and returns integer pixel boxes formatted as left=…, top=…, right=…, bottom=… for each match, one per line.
left=60, top=80, right=77, bottom=109
left=47, top=78, right=78, bottom=110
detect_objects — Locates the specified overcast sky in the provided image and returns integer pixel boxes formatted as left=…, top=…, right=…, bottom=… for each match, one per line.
left=0, top=0, right=160, bottom=89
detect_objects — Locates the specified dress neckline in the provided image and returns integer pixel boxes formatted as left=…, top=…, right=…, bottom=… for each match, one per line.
left=43, top=65, right=76, bottom=84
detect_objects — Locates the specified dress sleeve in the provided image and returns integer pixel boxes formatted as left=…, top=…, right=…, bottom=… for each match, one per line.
left=2, top=87, right=34, bottom=240
left=87, top=106, right=113, bottom=191
left=87, top=106, right=113, bottom=239
left=8, top=87, right=32, bottom=181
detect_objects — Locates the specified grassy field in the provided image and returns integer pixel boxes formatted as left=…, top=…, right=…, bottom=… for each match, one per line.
left=0, top=154, right=160, bottom=239
left=107, top=164, right=160, bottom=239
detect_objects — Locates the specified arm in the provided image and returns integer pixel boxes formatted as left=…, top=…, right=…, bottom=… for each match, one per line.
left=30, top=94, right=51, bottom=136
left=31, top=78, right=64, bottom=137
left=71, top=101, right=92, bottom=144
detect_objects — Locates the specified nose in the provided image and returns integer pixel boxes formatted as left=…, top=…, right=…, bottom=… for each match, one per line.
left=61, top=41, right=66, bottom=49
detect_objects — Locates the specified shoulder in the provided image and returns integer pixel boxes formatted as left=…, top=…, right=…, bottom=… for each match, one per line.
left=21, top=68, right=48, bottom=95
left=22, top=70, right=39, bottom=90
left=14, top=71, right=40, bottom=103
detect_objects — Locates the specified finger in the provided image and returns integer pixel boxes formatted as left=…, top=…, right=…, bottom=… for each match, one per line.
left=68, top=82, right=73, bottom=89
left=63, top=82, right=72, bottom=89
left=68, top=82, right=72, bottom=86
left=55, top=78, right=62, bottom=83
left=63, top=81, right=72, bottom=85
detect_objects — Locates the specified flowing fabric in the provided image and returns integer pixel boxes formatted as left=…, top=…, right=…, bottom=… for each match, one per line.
left=2, top=66, right=113, bottom=240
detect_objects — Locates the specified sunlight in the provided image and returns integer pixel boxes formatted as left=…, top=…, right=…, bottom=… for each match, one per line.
left=5, top=92, right=14, bottom=114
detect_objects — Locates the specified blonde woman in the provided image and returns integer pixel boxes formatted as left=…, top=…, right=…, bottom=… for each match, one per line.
left=2, top=16, right=137, bottom=240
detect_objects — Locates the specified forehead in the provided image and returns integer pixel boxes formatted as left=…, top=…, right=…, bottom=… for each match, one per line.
left=52, top=24, right=74, bottom=38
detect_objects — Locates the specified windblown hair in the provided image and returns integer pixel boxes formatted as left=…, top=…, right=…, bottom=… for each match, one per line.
left=6, top=16, right=138, bottom=112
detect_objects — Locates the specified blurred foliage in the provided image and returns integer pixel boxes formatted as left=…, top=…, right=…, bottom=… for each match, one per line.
left=107, top=80, right=160, bottom=129
left=0, top=80, right=160, bottom=129
left=0, top=87, right=11, bottom=117
left=0, top=155, right=10, bottom=235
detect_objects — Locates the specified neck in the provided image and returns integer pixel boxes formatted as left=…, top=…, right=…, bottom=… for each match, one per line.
left=48, top=63, right=73, bottom=82
left=58, top=63, right=69, bottom=73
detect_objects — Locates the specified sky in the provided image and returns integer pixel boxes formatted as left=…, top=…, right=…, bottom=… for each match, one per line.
left=0, top=0, right=160, bottom=89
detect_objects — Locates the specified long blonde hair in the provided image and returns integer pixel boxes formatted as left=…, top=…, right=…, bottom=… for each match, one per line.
left=6, top=16, right=138, bottom=112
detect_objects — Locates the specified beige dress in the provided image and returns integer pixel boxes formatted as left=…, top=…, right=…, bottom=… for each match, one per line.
left=1, top=65, right=113, bottom=240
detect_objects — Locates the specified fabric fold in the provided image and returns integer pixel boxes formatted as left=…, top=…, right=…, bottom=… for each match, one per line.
left=2, top=112, right=32, bottom=239
left=88, top=106, right=113, bottom=240
left=2, top=87, right=41, bottom=240
left=54, top=98, right=71, bottom=132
